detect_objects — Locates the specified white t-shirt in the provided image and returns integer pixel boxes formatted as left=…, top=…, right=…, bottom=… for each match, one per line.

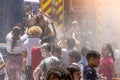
left=21, top=34, right=28, bottom=40
left=22, top=38, right=41, bottom=66
left=6, top=32, right=27, bottom=54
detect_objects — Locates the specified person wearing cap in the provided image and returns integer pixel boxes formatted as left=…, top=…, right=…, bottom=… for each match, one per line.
left=22, top=26, right=42, bottom=80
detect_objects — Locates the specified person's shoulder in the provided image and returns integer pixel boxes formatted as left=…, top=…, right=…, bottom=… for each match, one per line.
left=62, top=48, right=69, bottom=54
left=6, top=31, right=12, bottom=37
left=20, top=34, right=28, bottom=40
left=23, top=38, right=29, bottom=44
left=84, top=66, right=96, bottom=77
left=24, top=37, right=39, bottom=43
left=51, top=56, right=59, bottom=59
left=32, top=46, right=41, bottom=52
left=47, top=56, right=60, bottom=64
left=106, top=56, right=114, bottom=63
left=32, top=38, right=41, bottom=43
left=32, top=46, right=40, bottom=49
left=40, top=57, right=54, bottom=65
left=6, top=32, right=12, bottom=39
left=84, top=66, right=94, bottom=71
left=40, top=59, right=46, bottom=66
left=42, top=57, right=53, bottom=63
left=42, top=56, right=59, bottom=64
left=29, top=37, right=40, bottom=40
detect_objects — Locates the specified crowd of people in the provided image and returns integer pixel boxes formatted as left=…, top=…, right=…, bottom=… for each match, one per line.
left=0, top=9, right=120, bottom=80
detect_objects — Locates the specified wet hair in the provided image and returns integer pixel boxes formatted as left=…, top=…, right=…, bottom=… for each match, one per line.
left=106, top=43, right=115, bottom=61
left=68, top=51, right=81, bottom=62
left=41, top=43, right=51, bottom=52
left=51, top=45, right=62, bottom=55
left=67, top=64, right=80, bottom=79
left=27, top=26, right=42, bottom=36
left=11, top=26, right=20, bottom=49
left=86, top=50, right=100, bottom=61
left=47, top=70, right=61, bottom=80
left=67, top=37, right=75, bottom=50
left=46, top=66, right=72, bottom=80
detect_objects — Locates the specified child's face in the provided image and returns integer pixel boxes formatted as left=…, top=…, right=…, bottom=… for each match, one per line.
left=93, top=57, right=100, bottom=67
left=41, top=49, right=50, bottom=58
left=101, top=46, right=109, bottom=57
left=68, top=56, right=75, bottom=65
left=95, top=57, right=100, bottom=67
left=89, top=57, right=100, bottom=68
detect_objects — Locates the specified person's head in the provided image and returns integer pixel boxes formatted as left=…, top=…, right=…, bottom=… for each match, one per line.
left=47, top=69, right=61, bottom=80
left=12, top=26, right=21, bottom=35
left=35, top=14, right=45, bottom=27
left=41, top=34, right=55, bottom=45
left=11, top=26, right=21, bottom=49
left=15, top=23, right=22, bottom=28
left=67, top=64, right=81, bottom=80
left=67, top=37, right=75, bottom=50
left=41, top=43, right=51, bottom=58
left=46, top=66, right=72, bottom=80
left=101, top=43, right=115, bottom=61
left=68, top=51, right=81, bottom=65
left=81, top=46, right=90, bottom=56
left=86, top=50, right=100, bottom=68
left=28, top=26, right=42, bottom=38
left=72, top=20, right=78, bottom=28
left=51, top=45, right=62, bottom=58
